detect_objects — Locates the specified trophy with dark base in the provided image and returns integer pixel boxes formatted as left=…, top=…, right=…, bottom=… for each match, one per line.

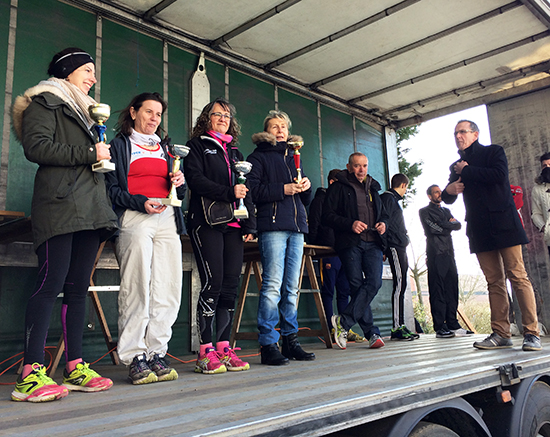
left=233, top=161, right=252, bottom=219
left=160, top=144, right=190, bottom=207
left=288, top=140, right=304, bottom=183
left=89, top=103, right=116, bottom=173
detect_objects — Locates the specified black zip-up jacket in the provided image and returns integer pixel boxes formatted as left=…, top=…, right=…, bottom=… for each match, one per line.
left=322, top=170, right=388, bottom=253
left=380, top=188, right=409, bottom=248
left=419, top=202, right=461, bottom=258
left=183, top=135, right=256, bottom=234
left=105, top=134, right=187, bottom=235
left=247, top=132, right=311, bottom=233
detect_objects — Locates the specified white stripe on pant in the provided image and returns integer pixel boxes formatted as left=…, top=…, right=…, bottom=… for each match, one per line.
left=116, top=205, right=183, bottom=365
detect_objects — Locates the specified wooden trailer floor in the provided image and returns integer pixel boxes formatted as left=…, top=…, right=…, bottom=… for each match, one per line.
left=1, top=334, right=550, bottom=437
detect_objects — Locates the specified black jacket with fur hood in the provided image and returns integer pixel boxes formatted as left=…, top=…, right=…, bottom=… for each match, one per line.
left=247, top=132, right=311, bottom=233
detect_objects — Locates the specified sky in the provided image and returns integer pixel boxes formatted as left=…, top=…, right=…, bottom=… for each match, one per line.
left=401, top=105, right=492, bottom=276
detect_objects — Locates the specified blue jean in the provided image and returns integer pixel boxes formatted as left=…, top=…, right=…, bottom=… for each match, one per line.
left=257, top=231, right=304, bottom=346
left=339, top=241, right=383, bottom=339
left=321, top=256, right=351, bottom=329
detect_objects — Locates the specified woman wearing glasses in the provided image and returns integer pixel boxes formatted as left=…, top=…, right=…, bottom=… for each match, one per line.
left=184, top=98, right=255, bottom=374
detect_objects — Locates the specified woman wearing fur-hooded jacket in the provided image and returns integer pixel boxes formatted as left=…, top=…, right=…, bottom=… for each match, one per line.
left=10, top=47, right=118, bottom=403
left=246, top=110, right=315, bottom=366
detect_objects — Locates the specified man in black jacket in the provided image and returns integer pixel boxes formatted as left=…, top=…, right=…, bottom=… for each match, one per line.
left=322, top=153, right=389, bottom=350
left=381, top=173, right=418, bottom=341
left=420, top=184, right=472, bottom=338
left=309, top=170, right=364, bottom=342
left=442, top=120, right=541, bottom=351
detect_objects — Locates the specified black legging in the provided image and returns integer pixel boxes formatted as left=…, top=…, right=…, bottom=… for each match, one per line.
left=23, top=230, right=101, bottom=365
left=190, top=225, right=244, bottom=345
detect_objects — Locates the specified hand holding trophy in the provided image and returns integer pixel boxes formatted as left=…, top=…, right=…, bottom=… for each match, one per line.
left=89, top=103, right=116, bottom=173
left=288, top=140, right=304, bottom=183
left=160, top=143, right=190, bottom=207
left=232, top=161, right=253, bottom=219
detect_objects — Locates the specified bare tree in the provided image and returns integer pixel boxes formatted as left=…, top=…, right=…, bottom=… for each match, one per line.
left=458, top=274, right=487, bottom=306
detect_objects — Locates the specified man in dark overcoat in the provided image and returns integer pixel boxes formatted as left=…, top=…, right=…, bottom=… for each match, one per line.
left=441, top=120, right=541, bottom=351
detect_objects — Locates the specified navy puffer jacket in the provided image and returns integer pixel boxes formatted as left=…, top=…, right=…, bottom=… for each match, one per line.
left=247, top=132, right=311, bottom=233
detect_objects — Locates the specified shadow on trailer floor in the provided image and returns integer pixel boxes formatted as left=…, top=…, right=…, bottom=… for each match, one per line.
left=1, top=334, right=550, bottom=437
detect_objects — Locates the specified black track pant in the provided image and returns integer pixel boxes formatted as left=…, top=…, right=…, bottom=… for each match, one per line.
left=24, top=230, right=101, bottom=365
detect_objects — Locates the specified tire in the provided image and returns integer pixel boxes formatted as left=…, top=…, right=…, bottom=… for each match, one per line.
left=408, top=421, right=460, bottom=437
left=521, top=381, right=550, bottom=437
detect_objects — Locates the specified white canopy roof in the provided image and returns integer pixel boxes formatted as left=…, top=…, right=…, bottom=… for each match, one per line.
left=81, top=0, right=550, bottom=127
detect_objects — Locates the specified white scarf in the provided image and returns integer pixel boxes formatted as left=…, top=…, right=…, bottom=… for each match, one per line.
left=129, top=128, right=161, bottom=147
left=37, top=77, right=97, bottom=129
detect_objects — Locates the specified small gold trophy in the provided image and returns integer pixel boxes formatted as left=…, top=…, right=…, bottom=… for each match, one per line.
left=288, top=140, right=304, bottom=183
left=160, top=144, right=190, bottom=207
left=89, top=103, right=115, bottom=173
left=232, top=161, right=253, bottom=219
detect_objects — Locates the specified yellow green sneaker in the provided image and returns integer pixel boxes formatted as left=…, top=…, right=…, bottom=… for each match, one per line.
left=62, top=362, right=113, bottom=392
left=11, top=363, right=68, bottom=402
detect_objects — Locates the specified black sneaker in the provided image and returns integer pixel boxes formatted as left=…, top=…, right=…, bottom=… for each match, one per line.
left=473, top=332, right=513, bottom=350
left=148, top=354, right=178, bottom=382
left=523, top=334, right=542, bottom=351
left=129, top=353, right=158, bottom=385
left=436, top=329, right=455, bottom=338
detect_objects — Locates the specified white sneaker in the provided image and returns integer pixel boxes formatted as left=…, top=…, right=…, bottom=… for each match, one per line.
left=451, top=328, right=474, bottom=336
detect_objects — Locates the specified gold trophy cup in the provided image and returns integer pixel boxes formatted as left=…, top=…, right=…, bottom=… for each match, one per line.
left=232, top=161, right=253, bottom=219
left=160, top=144, right=190, bottom=207
left=89, top=103, right=116, bottom=173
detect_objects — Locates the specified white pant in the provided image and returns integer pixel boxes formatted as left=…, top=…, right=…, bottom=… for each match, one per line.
left=116, top=206, right=183, bottom=365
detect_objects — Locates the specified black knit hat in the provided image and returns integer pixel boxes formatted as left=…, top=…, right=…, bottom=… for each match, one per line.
left=47, top=47, right=94, bottom=79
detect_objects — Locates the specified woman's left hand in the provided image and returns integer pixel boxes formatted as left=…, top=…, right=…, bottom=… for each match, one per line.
left=243, top=233, right=255, bottom=242
left=170, top=170, right=185, bottom=187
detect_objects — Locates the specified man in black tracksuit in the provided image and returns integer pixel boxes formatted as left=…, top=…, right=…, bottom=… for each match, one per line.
left=381, top=174, right=418, bottom=341
left=419, top=184, right=469, bottom=338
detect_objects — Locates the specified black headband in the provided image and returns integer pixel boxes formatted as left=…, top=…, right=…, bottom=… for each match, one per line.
left=50, top=51, right=94, bottom=79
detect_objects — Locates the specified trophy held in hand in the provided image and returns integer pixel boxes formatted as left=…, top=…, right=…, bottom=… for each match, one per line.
left=233, top=161, right=252, bottom=220
left=160, top=144, right=190, bottom=207
left=288, top=140, right=304, bottom=183
left=89, top=103, right=116, bottom=173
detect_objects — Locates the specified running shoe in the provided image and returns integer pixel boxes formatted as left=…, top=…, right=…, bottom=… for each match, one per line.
left=523, top=334, right=542, bottom=351
left=221, top=347, right=250, bottom=371
left=436, top=329, right=456, bottom=339
left=129, top=353, right=158, bottom=385
left=148, top=354, right=178, bottom=382
left=473, top=332, right=513, bottom=349
left=390, top=326, right=414, bottom=341
left=331, top=315, right=347, bottom=349
left=195, top=347, right=227, bottom=374
left=451, top=328, right=475, bottom=336
left=402, top=325, right=420, bottom=339
left=369, top=334, right=385, bottom=349
left=11, top=363, right=68, bottom=402
left=62, top=361, right=113, bottom=392
left=347, top=329, right=366, bottom=343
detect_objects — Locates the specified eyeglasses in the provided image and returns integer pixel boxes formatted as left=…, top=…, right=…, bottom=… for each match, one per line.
left=211, top=112, right=232, bottom=120
left=454, top=130, right=474, bottom=137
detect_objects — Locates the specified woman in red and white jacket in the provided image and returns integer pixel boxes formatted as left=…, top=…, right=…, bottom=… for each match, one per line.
left=106, top=92, right=186, bottom=385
